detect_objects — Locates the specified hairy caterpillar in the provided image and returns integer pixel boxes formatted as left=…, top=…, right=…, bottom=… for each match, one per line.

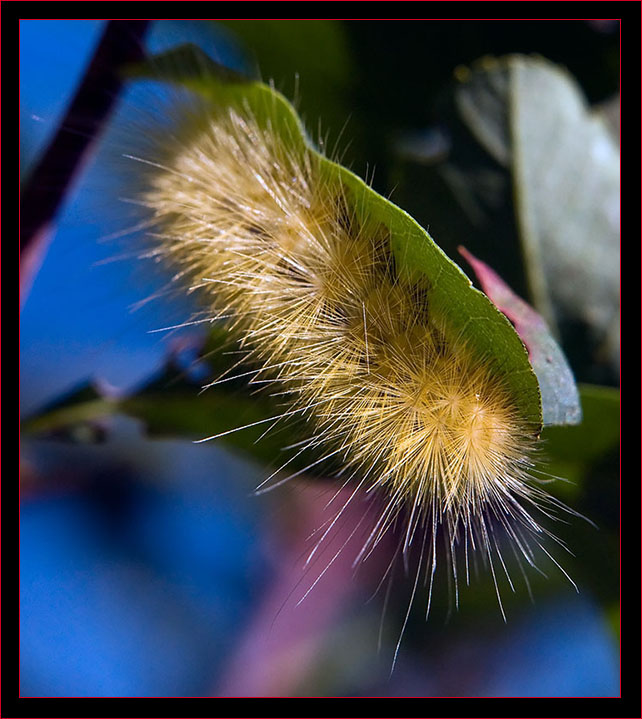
left=124, top=61, right=577, bottom=657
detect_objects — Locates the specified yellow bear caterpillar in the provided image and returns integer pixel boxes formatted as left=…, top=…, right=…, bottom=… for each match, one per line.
left=124, top=47, right=580, bottom=643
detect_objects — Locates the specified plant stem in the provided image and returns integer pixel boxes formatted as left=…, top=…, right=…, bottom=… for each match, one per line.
left=20, top=19, right=151, bottom=296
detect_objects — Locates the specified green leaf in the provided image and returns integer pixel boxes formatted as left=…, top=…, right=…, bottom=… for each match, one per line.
left=118, top=44, right=544, bottom=434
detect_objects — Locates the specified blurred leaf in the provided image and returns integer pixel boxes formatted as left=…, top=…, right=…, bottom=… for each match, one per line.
left=394, top=54, right=620, bottom=384
left=509, top=56, right=620, bottom=377
left=21, top=382, right=115, bottom=438
left=122, top=42, right=250, bottom=87
left=459, top=247, right=581, bottom=426
left=605, top=601, right=620, bottom=641
left=21, top=353, right=293, bottom=468
left=537, top=384, right=619, bottom=605
left=215, top=20, right=356, bottom=143
left=594, top=94, right=620, bottom=146
left=541, top=384, right=619, bottom=464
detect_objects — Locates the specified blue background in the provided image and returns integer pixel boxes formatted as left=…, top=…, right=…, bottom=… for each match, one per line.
left=20, top=19, right=620, bottom=698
